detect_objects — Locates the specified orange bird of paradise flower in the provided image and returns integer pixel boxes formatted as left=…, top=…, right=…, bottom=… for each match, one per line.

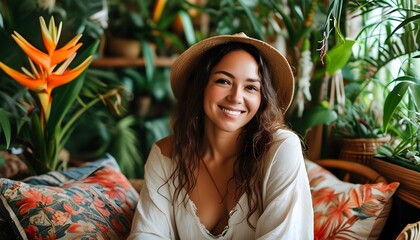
left=0, top=16, right=93, bottom=124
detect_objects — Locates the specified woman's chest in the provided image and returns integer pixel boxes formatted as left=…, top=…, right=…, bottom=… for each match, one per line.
left=173, top=195, right=257, bottom=240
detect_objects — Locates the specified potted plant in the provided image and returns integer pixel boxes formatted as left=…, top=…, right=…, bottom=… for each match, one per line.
left=105, top=0, right=197, bottom=87
left=295, top=0, right=419, bottom=163
left=345, top=0, right=420, bottom=169
left=327, top=40, right=390, bottom=162
left=106, top=0, right=197, bottom=57
left=331, top=97, right=390, bottom=165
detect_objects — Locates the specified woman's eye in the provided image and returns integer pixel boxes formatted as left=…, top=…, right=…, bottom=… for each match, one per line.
left=247, top=85, right=259, bottom=91
left=215, top=79, right=230, bottom=85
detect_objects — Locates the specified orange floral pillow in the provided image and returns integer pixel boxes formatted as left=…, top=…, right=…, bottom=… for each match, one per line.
left=305, top=160, right=399, bottom=240
left=0, top=156, right=139, bottom=239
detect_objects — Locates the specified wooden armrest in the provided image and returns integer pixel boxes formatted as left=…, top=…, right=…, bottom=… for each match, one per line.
left=129, top=179, right=145, bottom=193
left=316, top=159, right=388, bottom=184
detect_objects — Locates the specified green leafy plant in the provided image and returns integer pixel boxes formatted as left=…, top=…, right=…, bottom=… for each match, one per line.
left=107, top=0, right=197, bottom=80
left=0, top=0, right=107, bottom=41
left=0, top=16, right=120, bottom=175
left=318, top=0, right=419, bottom=165
left=65, top=68, right=146, bottom=179
left=53, top=0, right=109, bottom=39
left=201, top=0, right=271, bottom=40
left=333, top=99, right=385, bottom=139
left=350, top=0, right=419, bottom=166
left=292, top=38, right=354, bottom=137
left=378, top=74, right=420, bottom=167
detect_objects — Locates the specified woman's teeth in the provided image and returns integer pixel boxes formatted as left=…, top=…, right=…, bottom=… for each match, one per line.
left=222, top=108, right=241, bottom=116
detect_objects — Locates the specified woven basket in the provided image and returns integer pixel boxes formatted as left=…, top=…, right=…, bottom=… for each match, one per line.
left=338, top=136, right=390, bottom=165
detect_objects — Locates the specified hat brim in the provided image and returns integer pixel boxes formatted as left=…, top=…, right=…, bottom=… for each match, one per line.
left=170, top=33, right=294, bottom=112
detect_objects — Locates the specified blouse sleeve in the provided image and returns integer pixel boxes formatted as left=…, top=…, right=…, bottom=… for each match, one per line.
left=255, top=130, right=314, bottom=240
left=127, top=145, right=178, bottom=240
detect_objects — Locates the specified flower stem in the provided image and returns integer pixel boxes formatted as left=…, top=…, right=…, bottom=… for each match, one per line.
left=60, top=89, right=118, bottom=140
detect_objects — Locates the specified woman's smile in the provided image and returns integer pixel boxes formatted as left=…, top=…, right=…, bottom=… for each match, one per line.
left=219, top=106, right=245, bottom=117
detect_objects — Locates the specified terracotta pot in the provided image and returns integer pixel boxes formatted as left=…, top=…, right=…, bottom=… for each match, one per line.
left=136, top=95, right=152, bottom=117
left=107, top=36, right=141, bottom=59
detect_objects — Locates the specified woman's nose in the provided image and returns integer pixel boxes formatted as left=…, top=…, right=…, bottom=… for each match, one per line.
left=226, top=87, right=243, bottom=103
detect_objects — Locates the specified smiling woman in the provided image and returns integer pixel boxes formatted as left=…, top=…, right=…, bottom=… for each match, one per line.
left=128, top=33, right=313, bottom=239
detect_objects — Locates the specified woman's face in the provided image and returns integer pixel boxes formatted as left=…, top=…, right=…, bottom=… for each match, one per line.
left=203, top=49, right=262, bottom=133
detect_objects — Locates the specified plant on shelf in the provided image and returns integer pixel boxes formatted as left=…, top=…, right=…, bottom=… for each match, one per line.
left=0, top=16, right=120, bottom=175
left=314, top=0, right=419, bottom=166
left=106, top=0, right=197, bottom=87
left=349, top=0, right=419, bottom=168
left=378, top=71, right=420, bottom=169
left=106, top=0, right=196, bottom=55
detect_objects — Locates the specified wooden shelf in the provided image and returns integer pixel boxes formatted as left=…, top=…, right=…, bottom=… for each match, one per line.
left=371, top=158, right=420, bottom=209
left=91, top=57, right=176, bottom=68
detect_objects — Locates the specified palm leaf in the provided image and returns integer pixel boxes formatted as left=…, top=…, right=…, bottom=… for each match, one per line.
left=362, top=29, right=419, bottom=73
left=387, top=14, right=420, bottom=41
left=351, top=0, right=419, bottom=74
left=383, top=77, right=417, bottom=132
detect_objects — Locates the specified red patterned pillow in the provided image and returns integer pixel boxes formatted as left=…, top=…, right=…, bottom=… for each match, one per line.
left=0, top=157, right=139, bottom=239
left=305, top=160, right=399, bottom=240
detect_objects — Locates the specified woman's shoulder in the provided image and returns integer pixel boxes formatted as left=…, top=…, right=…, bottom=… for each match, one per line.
left=145, top=136, right=175, bottom=178
left=273, top=128, right=301, bottom=143
left=155, top=136, right=173, bottom=158
left=263, top=129, right=303, bottom=165
left=262, top=129, right=304, bottom=175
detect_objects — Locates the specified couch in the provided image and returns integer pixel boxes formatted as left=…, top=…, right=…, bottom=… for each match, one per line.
left=0, top=156, right=399, bottom=239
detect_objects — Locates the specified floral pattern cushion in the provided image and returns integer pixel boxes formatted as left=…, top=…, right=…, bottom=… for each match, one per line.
left=305, top=160, right=399, bottom=240
left=0, top=155, right=139, bottom=239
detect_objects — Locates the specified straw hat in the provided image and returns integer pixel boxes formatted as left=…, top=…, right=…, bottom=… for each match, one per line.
left=170, top=32, right=295, bottom=112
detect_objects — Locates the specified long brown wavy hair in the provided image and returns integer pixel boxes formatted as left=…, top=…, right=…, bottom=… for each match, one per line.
left=169, top=42, right=287, bottom=229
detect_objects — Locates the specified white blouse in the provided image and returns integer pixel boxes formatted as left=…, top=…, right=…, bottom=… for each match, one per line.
left=128, top=129, right=313, bottom=239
